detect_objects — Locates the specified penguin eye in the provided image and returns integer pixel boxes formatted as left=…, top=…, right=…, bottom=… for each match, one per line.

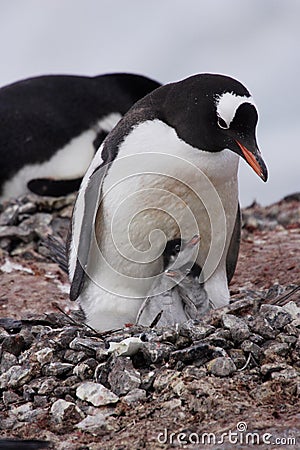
left=217, top=117, right=229, bottom=129
left=174, top=244, right=181, bottom=252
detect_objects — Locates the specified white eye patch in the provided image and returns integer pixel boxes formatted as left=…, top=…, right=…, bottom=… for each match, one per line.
left=215, top=92, right=256, bottom=128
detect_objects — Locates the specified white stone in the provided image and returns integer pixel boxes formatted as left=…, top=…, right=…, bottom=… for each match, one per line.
left=76, top=381, right=119, bottom=406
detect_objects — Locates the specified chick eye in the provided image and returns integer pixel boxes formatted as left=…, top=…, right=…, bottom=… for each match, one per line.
left=217, top=117, right=229, bottom=129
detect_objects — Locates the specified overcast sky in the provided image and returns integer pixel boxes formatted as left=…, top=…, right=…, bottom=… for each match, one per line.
left=0, top=0, right=299, bottom=206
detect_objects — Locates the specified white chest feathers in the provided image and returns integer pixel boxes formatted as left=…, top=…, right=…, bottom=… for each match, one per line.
left=82, top=120, right=239, bottom=314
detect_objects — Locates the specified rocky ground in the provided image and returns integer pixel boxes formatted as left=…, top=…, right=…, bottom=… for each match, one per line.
left=0, top=192, right=299, bottom=450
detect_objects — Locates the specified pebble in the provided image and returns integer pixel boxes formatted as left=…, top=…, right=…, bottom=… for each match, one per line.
left=43, top=362, right=74, bottom=377
left=37, top=377, right=58, bottom=395
left=64, top=350, right=87, bottom=364
left=179, top=321, right=216, bottom=340
left=10, top=403, right=33, bottom=422
left=241, top=340, right=264, bottom=362
left=247, top=316, right=277, bottom=340
left=35, top=347, right=55, bottom=366
left=76, top=412, right=116, bottom=435
left=260, top=304, right=293, bottom=329
left=73, top=358, right=98, bottom=380
left=122, top=388, right=147, bottom=404
left=0, top=351, right=18, bottom=374
left=0, top=365, right=32, bottom=388
left=0, top=192, right=299, bottom=443
left=76, top=381, right=119, bottom=406
left=1, top=334, right=26, bottom=356
left=171, top=342, right=215, bottom=365
left=108, top=357, right=141, bottom=396
left=222, top=314, right=250, bottom=344
left=228, top=348, right=247, bottom=369
left=50, top=398, right=83, bottom=424
left=69, top=337, right=105, bottom=355
left=207, top=357, right=237, bottom=377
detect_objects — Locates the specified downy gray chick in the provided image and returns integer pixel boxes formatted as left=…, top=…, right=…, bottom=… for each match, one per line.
left=136, top=235, right=211, bottom=327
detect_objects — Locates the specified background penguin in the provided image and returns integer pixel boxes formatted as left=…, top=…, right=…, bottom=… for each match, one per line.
left=136, top=235, right=210, bottom=327
left=68, top=73, right=268, bottom=331
left=0, top=72, right=161, bottom=200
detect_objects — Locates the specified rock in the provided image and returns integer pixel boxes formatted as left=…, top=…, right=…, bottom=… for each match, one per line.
left=43, top=362, right=74, bottom=377
left=207, top=357, right=236, bottom=377
left=35, top=347, right=55, bottom=366
left=247, top=316, right=277, bottom=339
left=277, top=333, right=297, bottom=345
left=2, top=390, right=22, bottom=406
left=271, top=368, right=299, bottom=381
left=262, top=341, right=290, bottom=361
left=221, top=314, right=250, bottom=344
left=0, top=204, right=20, bottom=225
left=56, top=327, right=80, bottom=348
left=282, top=301, right=300, bottom=320
left=0, top=365, right=32, bottom=388
left=249, top=333, right=265, bottom=345
left=228, top=349, right=247, bottom=369
left=73, top=358, right=98, bottom=380
left=179, top=321, right=215, bottom=340
left=108, top=357, right=141, bottom=396
left=76, top=412, right=117, bottom=435
left=64, top=350, right=87, bottom=364
left=69, top=337, right=105, bottom=355
left=37, top=377, right=58, bottom=395
left=241, top=340, right=264, bottom=362
left=260, top=304, right=293, bottom=329
left=1, top=334, right=26, bottom=356
left=33, top=395, right=48, bottom=408
left=122, top=388, right=147, bottom=404
left=152, top=370, right=181, bottom=392
left=141, top=341, right=173, bottom=364
left=50, top=398, right=83, bottom=424
left=161, top=398, right=182, bottom=409
left=10, top=403, right=33, bottom=422
left=76, top=381, right=119, bottom=406
left=202, top=331, right=233, bottom=349
left=171, top=342, right=216, bottom=365
left=260, top=362, right=291, bottom=376
left=0, top=351, right=18, bottom=374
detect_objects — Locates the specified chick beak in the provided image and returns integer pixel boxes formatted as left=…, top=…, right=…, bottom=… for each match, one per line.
left=235, top=140, right=268, bottom=182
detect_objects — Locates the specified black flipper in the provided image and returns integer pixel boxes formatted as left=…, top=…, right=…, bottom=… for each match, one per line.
left=28, top=177, right=82, bottom=197
left=69, top=163, right=109, bottom=301
left=226, top=204, right=241, bottom=283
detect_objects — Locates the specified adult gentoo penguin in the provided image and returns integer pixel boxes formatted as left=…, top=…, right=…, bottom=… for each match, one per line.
left=69, top=73, right=268, bottom=331
left=0, top=73, right=160, bottom=200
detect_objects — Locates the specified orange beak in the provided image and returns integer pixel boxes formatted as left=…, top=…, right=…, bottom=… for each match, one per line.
left=235, top=140, right=268, bottom=182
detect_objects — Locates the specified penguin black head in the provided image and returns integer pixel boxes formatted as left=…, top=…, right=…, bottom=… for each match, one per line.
left=143, top=73, right=268, bottom=181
